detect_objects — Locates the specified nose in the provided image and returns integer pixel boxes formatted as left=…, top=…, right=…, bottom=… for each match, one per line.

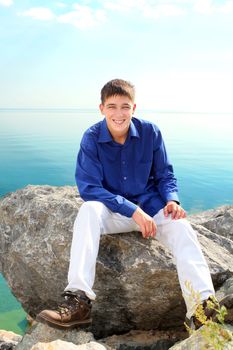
left=114, top=108, right=124, bottom=118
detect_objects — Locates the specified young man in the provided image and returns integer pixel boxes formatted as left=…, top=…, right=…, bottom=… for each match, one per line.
left=37, top=79, right=216, bottom=329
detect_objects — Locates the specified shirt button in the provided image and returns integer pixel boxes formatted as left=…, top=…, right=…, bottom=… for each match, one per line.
left=123, top=176, right=127, bottom=180
left=122, top=161, right=126, bottom=164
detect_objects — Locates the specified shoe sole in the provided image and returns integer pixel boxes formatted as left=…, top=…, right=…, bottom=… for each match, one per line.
left=36, top=314, right=92, bottom=329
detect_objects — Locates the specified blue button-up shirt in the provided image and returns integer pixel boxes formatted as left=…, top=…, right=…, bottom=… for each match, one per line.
left=75, top=117, right=179, bottom=218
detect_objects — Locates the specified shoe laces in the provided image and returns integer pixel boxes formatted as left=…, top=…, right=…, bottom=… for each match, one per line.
left=58, top=292, right=81, bottom=316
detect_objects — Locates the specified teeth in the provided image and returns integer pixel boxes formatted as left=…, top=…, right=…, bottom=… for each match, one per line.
left=113, top=120, right=124, bottom=124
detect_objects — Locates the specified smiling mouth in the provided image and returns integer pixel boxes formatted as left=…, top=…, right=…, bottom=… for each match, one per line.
left=112, top=119, right=125, bottom=125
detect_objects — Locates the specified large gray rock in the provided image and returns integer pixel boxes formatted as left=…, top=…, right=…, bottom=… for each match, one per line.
left=0, top=330, right=22, bottom=350
left=169, top=324, right=233, bottom=349
left=15, top=323, right=94, bottom=350
left=15, top=323, right=186, bottom=350
left=189, top=205, right=233, bottom=240
left=101, top=329, right=187, bottom=350
left=31, top=340, right=107, bottom=350
left=0, top=185, right=233, bottom=337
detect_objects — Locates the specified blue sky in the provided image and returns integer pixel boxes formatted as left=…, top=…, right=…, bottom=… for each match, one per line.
left=1, top=0, right=233, bottom=112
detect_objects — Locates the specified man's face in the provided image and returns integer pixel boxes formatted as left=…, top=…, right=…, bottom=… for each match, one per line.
left=99, top=95, right=136, bottom=143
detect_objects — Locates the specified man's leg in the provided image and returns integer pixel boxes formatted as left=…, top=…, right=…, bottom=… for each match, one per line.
left=154, top=209, right=215, bottom=320
left=65, top=200, right=138, bottom=300
left=37, top=201, right=138, bottom=327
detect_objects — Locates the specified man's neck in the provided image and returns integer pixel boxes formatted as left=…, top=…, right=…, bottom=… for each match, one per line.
left=113, top=134, right=128, bottom=144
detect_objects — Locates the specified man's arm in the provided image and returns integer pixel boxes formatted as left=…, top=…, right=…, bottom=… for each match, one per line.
left=76, top=133, right=138, bottom=218
left=152, top=126, right=186, bottom=220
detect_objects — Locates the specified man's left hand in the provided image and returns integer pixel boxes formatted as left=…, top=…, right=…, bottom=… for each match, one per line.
left=163, top=201, right=186, bottom=220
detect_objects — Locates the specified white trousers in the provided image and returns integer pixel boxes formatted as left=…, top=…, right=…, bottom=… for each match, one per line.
left=65, top=201, right=215, bottom=319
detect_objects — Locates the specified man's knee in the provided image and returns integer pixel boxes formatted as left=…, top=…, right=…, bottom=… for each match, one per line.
left=169, top=218, right=197, bottom=242
left=74, top=201, right=108, bottom=232
left=79, top=201, right=108, bottom=217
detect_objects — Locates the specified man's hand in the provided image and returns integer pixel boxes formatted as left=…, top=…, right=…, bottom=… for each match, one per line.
left=163, top=201, right=186, bottom=220
left=132, top=207, right=156, bottom=239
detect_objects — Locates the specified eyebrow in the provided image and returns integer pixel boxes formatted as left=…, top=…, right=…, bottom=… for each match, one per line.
left=106, top=103, right=131, bottom=107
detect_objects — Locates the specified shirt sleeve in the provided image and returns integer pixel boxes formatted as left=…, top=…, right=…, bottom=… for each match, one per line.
left=152, top=126, right=180, bottom=204
left=75, top=133, right=138, bottom=218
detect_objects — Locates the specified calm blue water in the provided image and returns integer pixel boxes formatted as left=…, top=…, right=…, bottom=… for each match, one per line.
left=0, top=109, right=233, bottom=333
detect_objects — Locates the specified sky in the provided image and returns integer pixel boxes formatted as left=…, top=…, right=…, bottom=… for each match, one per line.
left=1, top=0, right=233, bottom=112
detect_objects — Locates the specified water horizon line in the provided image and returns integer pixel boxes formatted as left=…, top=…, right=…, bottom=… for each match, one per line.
left=0, top=107, right=233, bottom=114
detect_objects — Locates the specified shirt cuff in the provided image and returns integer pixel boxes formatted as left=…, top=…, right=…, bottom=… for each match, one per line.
left=164, top=192, right=180, bottom=204
left=118, top=200, right=138, bottom=218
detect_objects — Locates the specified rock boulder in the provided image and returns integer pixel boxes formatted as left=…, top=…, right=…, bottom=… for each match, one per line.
left=15, top=323, right=94, bottom=350
left=0, top=330, right=22, bottom=350
left=169, top=324, right=233, bottom=349
left=0, top=185, right=233, bottom=337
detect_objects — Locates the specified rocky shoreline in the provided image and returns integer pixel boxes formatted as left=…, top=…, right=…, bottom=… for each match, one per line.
left=0, top=185, right=233, bottom=349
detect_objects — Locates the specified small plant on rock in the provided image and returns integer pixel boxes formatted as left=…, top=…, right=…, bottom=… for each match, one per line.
left=184, top=281, right=233, bottom=350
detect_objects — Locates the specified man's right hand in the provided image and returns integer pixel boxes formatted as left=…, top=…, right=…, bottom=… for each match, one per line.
left=132, top=207, right=156, bottom=239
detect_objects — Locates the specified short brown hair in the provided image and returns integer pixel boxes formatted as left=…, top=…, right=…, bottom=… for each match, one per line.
left=101, top=79, right=135, bottom=104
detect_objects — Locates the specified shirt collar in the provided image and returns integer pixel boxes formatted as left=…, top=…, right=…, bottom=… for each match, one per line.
left=98, top=118, right=140, bottom=143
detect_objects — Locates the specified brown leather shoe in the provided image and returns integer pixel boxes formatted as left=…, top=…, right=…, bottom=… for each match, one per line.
left=36, top=291, right=92, bottom=328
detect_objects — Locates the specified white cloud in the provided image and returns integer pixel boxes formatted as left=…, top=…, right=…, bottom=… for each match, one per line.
left=136, top=70, right=233, bottom=112
left=17, top=0, right=233, bottom=30
left=57, top=4, right=106, bottom=29
left=192, top=0, right=213, bottom=14
left=103, top=0, right=185, bottom=18
left=104, top=0, right=233, bottom=17
left=103, top=0, right=140, bottom=12
left=56, top=2, right=67, bottom=8
left=143, top=4, right=185, bottom=18
left=18, top=4, right=105, bottom=29
left=19, top=7, right=55, bottom=21
left=0, top=0, right=13, bottom=6
left=219, top=0, right=233, bottom=13
left=192, top=0, right=233, bottom=14
left=192, top=51, right=233, bottom=62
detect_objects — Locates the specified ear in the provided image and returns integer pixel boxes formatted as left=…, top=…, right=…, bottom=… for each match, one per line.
left=99, top=103, right=104, bottom=115
left=133, top=103, right=136, bottom=113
